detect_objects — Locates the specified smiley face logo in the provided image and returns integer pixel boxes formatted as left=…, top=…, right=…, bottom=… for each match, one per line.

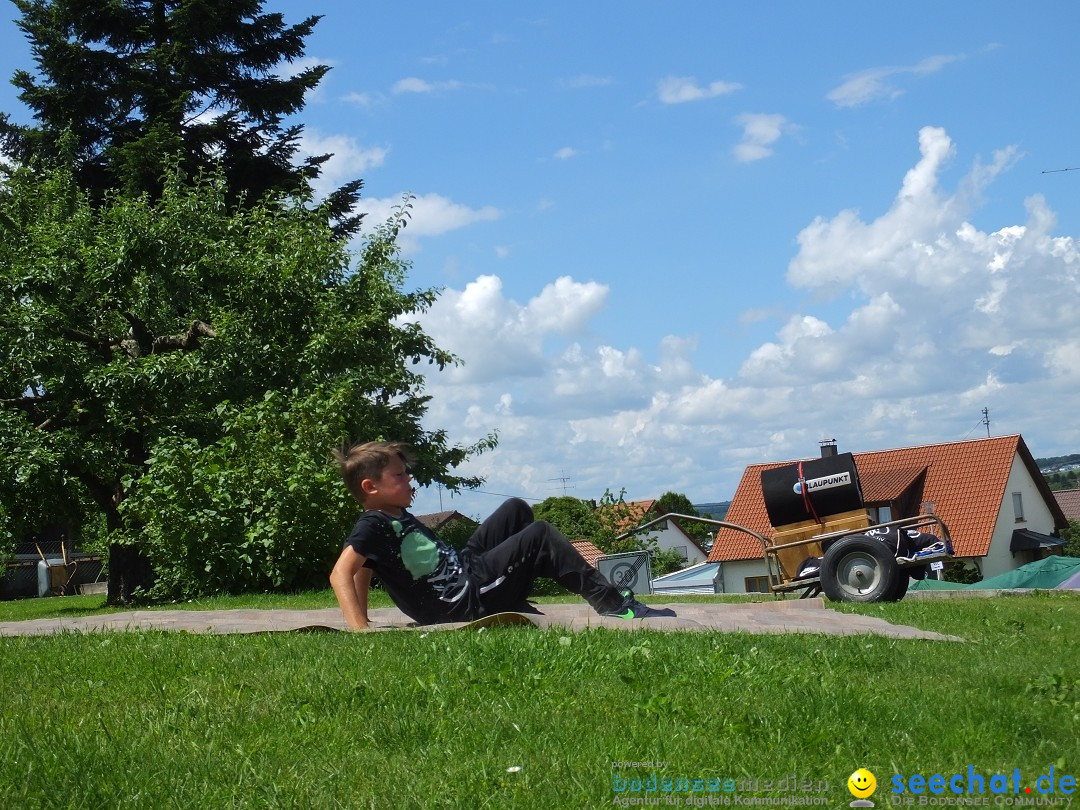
left=848, top=768, right=877, bottom=799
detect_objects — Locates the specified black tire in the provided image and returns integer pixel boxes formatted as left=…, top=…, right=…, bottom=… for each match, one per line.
left=821, top=535, right=900, bottom=603
left=884, top=571, right=910, bottom=602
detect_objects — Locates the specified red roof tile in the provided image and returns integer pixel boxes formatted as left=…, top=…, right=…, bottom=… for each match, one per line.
left=607, top=500, right=656, bottom=532
left=708, top=435, right=1064, bottom=562
left=860, top=466, right=927, bottom=502
left=414, top=510, right=478, bottom=531
left=1055, top=488, right=1080, bottom=522
left=571, top=539, right=605, bottom=567
left=708, top=463, right=783, bottom=561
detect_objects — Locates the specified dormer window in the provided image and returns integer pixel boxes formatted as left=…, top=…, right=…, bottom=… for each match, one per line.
left=869, top=505, right=892, bottom=524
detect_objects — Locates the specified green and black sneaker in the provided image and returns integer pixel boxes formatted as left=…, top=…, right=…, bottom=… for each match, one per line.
left=603, top=588, right=677, bottom=619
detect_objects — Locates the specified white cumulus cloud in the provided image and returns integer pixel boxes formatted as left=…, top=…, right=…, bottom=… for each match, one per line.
left=827, top=53, right=964, bottom=108
left=392, top=77, right=464, bottom=94
left=412, top=275, right=609, bottom=384
left=296, top=130, right=389, bottom=199
left=406, top=127, right=1080, bottom=523
left=657, top=76, right=742, bottom=104
left=358, top=193, right=501, bottom=253
left=732, top=113, right=791, bottom=162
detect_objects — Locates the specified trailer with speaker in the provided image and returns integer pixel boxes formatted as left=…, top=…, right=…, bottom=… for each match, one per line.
left=756, top=453, right=953, bottom=602
left=614, top=451, right=954, bottom=603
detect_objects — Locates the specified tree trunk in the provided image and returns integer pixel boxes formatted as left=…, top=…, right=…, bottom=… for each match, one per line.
left=89, top=483, right=155, bottom=605
left=107, top=540, right=155, bottom=604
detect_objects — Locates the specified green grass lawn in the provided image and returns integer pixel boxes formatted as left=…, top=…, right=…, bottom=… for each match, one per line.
left=2, top=591, right=1078, bottom=809
left=0, top=588, right=365, bottom=622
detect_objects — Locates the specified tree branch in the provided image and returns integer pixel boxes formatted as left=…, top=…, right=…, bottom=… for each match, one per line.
left=0, top=393, right=52, bottom=408
left=152, top=320, right=216, bottom=353
left=61, top=327, right=116, bottom=358
left=0, top=392, right=60, bottom=430
left=122, top=311, right=155, bottom=356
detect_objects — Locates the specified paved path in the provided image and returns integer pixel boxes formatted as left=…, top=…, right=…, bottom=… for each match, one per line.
left=0, top=598, right=962, bottom=641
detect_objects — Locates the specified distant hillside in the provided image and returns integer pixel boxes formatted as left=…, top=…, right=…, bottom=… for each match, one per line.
left=692, top=502, right=731, bottom=520
left=1036, top=453, right=1080, bottom=472
left=1037, top=454, right=1080, bottom=492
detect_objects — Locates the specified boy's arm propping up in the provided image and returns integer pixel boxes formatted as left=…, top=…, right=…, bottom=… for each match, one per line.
left=330, top=545, right=373, bottom=631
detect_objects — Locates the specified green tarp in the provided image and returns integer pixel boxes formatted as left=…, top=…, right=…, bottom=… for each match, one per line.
left=910, top=555, right=1080, bottom=591
left=908, top=577, right=966, bottom=591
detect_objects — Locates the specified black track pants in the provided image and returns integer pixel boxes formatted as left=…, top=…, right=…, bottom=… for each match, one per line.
left=463, top=498, right=624, bottom=616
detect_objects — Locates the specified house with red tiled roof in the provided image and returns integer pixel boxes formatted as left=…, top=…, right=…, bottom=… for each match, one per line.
left=571, top=539, right=605, bottom=568
left=707, top=435, right=1068, bottom=593
left=415, top=510, right=479, bottom=535
left=607, top=500, right=708, bottom=565
left=1054, top=489, right=1080, bottom=522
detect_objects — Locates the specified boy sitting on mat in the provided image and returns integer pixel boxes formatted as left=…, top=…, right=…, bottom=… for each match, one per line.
left=329, top=440, right=674, bottom=630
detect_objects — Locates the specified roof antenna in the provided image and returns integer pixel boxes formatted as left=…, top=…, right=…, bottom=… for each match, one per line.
left=982, top=407, right=990, bottom=437
left=548, top=470, right=574, bottom=495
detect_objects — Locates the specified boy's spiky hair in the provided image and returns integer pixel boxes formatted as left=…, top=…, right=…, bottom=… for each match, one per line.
left=333, top=440, right=416, bottom=504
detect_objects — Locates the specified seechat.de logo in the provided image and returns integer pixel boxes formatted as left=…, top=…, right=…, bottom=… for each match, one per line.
left=849, top=769, right=878, bottom=808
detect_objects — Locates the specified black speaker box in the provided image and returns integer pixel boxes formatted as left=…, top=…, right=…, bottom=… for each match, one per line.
left=760, top=452, right=864, bottom=527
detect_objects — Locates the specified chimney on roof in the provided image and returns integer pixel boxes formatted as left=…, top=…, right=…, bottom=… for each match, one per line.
left=819, top=438, right=838, bottom=458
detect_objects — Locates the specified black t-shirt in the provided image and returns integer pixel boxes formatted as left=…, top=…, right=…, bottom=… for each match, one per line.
left=343, top=510, right=475, bottom=624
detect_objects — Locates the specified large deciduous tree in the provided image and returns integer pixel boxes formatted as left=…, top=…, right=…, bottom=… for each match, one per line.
left=0, top=0, right=361, bottom=235
left=0, top=160, right=491, bottom=601
left=0, top=2, right=495, bottom=602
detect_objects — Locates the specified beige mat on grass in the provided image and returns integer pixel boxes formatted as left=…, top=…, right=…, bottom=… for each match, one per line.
left=0, top=598, right=962, bottom=641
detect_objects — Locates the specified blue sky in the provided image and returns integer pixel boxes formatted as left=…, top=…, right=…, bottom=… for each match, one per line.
left=3, top=2, right=1080, bottom=519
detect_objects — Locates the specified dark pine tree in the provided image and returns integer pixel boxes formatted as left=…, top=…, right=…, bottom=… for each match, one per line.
left=0, top=0, right=362, bottom=235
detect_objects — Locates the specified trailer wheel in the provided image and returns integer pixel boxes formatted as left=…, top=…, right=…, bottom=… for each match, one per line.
left=884, top=572, right=910, bottom=601
left=821, top=536, right=899, bottom=603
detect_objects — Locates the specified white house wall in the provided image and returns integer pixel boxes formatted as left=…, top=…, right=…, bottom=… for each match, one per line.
left=643, top=520, right=707, bottom=565
left=716, top=559, right=768, bottom=593
left=980, top=453, right=1059, bottom=579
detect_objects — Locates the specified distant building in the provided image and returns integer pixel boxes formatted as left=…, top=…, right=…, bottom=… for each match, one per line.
left=607, top=500, right=708, bottom=565
left=1054, top=488, right=1080, bottom=523
left=414, top=510, right=479, bottom=534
